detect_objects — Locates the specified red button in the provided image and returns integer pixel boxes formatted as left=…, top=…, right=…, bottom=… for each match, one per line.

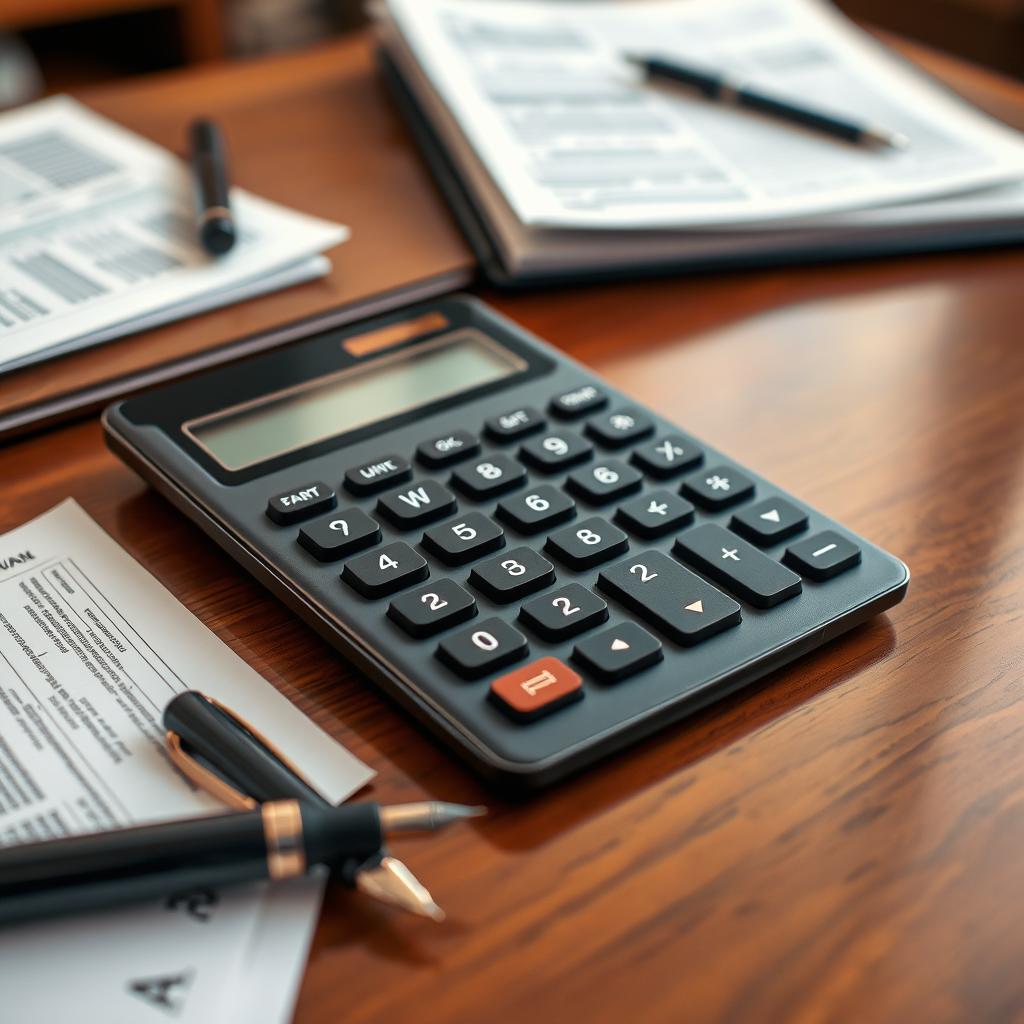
left=489, top=657, right=583, bottom=722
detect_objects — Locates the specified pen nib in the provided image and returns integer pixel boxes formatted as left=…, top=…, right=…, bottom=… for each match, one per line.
left=355, top=856, right=445, bottom=921
left=378, top=801, right=487, bottom=834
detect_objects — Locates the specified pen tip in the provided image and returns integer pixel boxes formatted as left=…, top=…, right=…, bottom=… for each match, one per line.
left=865, top=126, right=909, bottom=150
left=379, top=801, right=487, bottom=832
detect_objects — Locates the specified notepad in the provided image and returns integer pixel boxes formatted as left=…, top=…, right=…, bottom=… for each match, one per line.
left=373, top=0, right=1024, bottom=281
left=0, top=97, right=349, bottom=373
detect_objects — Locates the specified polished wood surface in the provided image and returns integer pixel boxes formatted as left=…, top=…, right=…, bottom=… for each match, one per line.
left=4, top=33, right=1024, bottom=1024
left=0, top=36, right=473, bottom=436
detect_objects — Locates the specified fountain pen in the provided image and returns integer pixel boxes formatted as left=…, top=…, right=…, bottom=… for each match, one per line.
left=163, top=690, right=483, bottom=919
left=0, top=797, right=479, bottom=927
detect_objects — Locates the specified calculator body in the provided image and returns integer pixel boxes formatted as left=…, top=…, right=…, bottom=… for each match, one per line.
left=103, top=296, right=908, bottom=789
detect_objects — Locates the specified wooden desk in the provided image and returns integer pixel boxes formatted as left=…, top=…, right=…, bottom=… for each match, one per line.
left=4, top=33, right=1024, bottom=1024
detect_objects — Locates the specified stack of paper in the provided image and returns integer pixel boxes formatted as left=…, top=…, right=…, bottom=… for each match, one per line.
left=0, top=97, right=349, bottom=373
left=0, top=501, right=374, bottom=1023
left=374, top=0, right=1024, bottom=280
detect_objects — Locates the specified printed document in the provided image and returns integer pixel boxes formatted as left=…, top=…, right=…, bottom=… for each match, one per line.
left=382, top=0, right=1024, bottom=228
left=0, top=97, right=348, bottom=373
left=0, top=500, right=374, bottom=1023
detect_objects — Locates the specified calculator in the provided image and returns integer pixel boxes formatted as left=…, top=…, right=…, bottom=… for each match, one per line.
left=103, top=296, right=908, bottom=789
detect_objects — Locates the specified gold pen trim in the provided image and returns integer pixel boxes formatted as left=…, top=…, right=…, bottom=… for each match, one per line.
left=198, top=205, right=232, bottom=224
left=262, top=800, right=306, bottom=880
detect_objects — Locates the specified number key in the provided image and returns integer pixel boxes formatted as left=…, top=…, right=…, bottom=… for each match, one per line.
left=567, top=460, right=642, bottom=504
left=422, top=512, right=505, bottom=566
left=519, top=584, right=608, bottom=641
left=388, top=580, right=477, bottom=638
left=545, top=517, right=628, bottom=571
left=519, top=430, right=593, bottom=472
left=496, top=485, right=575, bottom=534
left=341, top=542, right=428, bottom=599
left=436, top=617, right=528, bottom=679
left=469, top=547, right=555, bottom=603
left=451, top=454, right=527, bottom=500
left=298, top=507, right=380, bottom=561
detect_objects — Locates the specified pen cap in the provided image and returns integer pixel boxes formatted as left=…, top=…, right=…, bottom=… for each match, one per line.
left=164, top=691, right=329, bottom=809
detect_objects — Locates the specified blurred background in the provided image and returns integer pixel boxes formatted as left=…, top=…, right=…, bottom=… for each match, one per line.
left=1, top=0, right=1021, bottom=109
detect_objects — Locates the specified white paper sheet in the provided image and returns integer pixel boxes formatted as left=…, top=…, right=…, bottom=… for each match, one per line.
left=0, top=97, right=349, bottom=372
left=381, top=0, right=1024, bottom=229
left=0, top=500, right=374, bottom=1023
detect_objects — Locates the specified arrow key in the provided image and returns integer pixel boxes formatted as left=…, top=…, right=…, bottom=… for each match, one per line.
left=730, top=497, right=808, bottom=546
left=572, top=622, right=663, bottom=682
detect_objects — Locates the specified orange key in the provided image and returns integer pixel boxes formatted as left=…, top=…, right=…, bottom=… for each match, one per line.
left=489, top=656, right=583, bottom=722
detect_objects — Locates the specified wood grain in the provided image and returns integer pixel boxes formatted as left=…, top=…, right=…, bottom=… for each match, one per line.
left=2, top=33, right=1024, bottom=1024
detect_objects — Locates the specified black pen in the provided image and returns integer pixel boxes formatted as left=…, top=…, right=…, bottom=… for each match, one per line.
left=189, top=118, right=236, bottom=255
left=0, top=798, right=479, bottom=927
left=163, top=691, right=483, bottom=918
left=625, top=54, right=908, bottom=150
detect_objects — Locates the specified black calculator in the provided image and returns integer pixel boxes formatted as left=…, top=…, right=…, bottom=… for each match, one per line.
left=103, top=296, right=908, bottom=789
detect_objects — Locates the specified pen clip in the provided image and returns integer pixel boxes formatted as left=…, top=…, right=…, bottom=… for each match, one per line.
left=165, top=692, right=322, bottom=810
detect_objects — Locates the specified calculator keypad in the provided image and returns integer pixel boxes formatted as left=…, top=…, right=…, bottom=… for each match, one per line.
left=495, top=485, right=575, bottom=534
left=784, top=531, right=861, bottom=581
left=451, top=454, right=527, bottom=499
left=545, top=517, right=628, bottom=571
left=730, top=497, right=808, bottom=545
left=682, top=465, right=755, bottom=509
left=344, top=456, right=411, bottom=496
left=598, top=551, right=741, bottom=646
left=519, top=430, right=593, bottom=472
left=417, top=430, right=480, bottom=468
left=469, top=547, right=555, bottom=603
left=567, top=460, right=643, bottom=504
left=298, top=508, right=380, bottom=561
left=615, top=490, right=694, bottom=539
left=586, top=409, right=655, bottom=447
left=341, top=541, right=428, bottom=598
left=519, top=584, right=608, bottom=641
left=674, top=524, right=802, bottom=608
left=267, top=481, right=335, bottom=525
left=631, top=436, right=704, bottom=478
left=422, top=512, right=505, bottom=565
left=376, top=479, right=457, bottom=528
left=572, top=622, right=663, bottom=682
left=489, top=657, right=583, bottom=721
left=388, top=580, right=477, bottom=638
left=437, top=618, right=528, bottom=679
left=550, top=385, right=607, bottom=418
left=485, top=407, right=545, bottom=441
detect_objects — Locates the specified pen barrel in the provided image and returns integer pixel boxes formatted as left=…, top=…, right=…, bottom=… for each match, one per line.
left=165, top=691, right=329, bottom=808
left=190, top=118, right=235, bottom=254
left=735, top=87, right=862, bottom=142
left=0, top=808, right=269, bottom=927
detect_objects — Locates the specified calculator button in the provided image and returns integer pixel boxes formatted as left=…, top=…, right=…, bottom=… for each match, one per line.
left=545, top=517, right=628, bottom=571
left=681, top=465, right=755, bottom=509
left=572, top=622, right=663, bottom=682
left=674, top=524, right=802, bottom=608
left=344, top=455, right=412, bottom=496
left=519, top=430, right=593, bottom=472
left=376, top=479, right=457, bottom=529
left=631, top=435, right=704, bottom=478
left=422, top=512, right=505, bottom=566
left=436, top=618, right=528, bottom=680
left=341, top=542, right=429, bottom=598
left=615, top=490, right=694, bottom=539
left=417, top=430, right=481, bottom=468
left=550, top=384, right=608, bottom=418
left=730, top=498, right=808, bottom=546
left=468, top=547, right=555, bottom=603
left=485, top=407, right=545, bottom=441
left=495, top=485, right=575, bottom=534
left=451, top=455, right=527, bottom=500
left=597, top=550, right=741, bottom=646
left=489, top=657, right=583, bottom=722
left=266, top=482, right=335, bottom=525
left=566, top=460, right=642, bottom=504
left=586, top=409, right=654, bottom=448
left=784, top=531, right=861, bottom=581
left=297, top=508, right=380, bottom=561
left=519, top=584, right=608, bottom=641
left=387, top=580, right=477, bottom=638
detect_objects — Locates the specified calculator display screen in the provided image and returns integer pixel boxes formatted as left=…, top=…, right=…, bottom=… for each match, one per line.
left=186, top=331, right=524, bottom=470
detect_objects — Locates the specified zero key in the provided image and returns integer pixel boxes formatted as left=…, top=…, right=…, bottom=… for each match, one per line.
left=266, top=481, right=335, bottom=525
left=489, top=656, right=583, bottom=722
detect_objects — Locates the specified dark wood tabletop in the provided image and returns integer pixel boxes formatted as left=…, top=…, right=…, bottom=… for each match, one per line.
left=4, top=30, right=1024, bottom=1024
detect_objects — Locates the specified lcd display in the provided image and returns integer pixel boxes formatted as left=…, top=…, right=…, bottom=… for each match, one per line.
left=186, top=331, right=524, bottom=471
